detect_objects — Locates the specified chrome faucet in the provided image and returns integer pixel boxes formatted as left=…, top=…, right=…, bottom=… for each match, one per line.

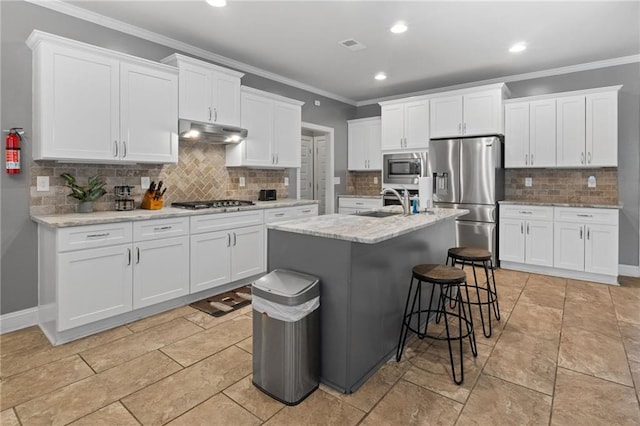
left=381, top=187, right=410, bottom=216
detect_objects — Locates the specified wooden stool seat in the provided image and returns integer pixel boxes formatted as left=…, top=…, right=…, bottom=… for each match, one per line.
left=448, top=247, right=492, bottom=261
left=413, top=264, right=466, bottom=284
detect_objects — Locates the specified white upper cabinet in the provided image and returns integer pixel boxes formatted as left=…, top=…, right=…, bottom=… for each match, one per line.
left=430, top=84, right=506, bottom=139
left=27, top=30, right=178, bottom=164
left=505, top=99, right=556, bottom=168
left=161, top=54, right=243, bottom=127
left=226, top=87, right=303, bottom=168
left=380, top=99, right=429, bottom=150
left=348, top=117, right=382, bottom=170
left=556, top=95, right=586, bottom=167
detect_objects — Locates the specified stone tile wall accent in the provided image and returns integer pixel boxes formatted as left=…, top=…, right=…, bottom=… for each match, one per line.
left=505, top=168, right=618, bottom=205
left=30, top=143, right=288, bottom=215
left=346, top=171, right=382, bottom=196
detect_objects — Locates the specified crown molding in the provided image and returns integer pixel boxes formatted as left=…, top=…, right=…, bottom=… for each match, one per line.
left=24, top=0, right=358, bottom=106
left=357, top=54, right=640, bottom=107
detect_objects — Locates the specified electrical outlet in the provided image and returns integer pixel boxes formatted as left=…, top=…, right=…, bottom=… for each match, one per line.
left=588, top=176, right=596, bottom=188
left=333, top=176, right=341, bottom=185
left=239, top=176, right=246, bottom=187
left=373, top=176, right=379, bottom=184
left=141, top=177, right=150, bottom=189
left=36, top=176, right=49, bottom=191
left=525, top=177, right=532, bottom=187
left=284, top=177, right=289, bottom=187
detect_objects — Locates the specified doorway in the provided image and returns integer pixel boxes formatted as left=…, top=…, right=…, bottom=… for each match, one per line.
left=298, top=122, right=334, bottom=215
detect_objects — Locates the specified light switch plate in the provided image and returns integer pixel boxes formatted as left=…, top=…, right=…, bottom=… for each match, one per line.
left=588, top=176, right=596, bottom=188
left=36, top=176, right=49, bottom=191
left=373, top=176, right=379, bottom=184
left=525, top=177, right=532, bottom=187
left=333, top=176, right=341, bottom=185
left=239, top=176, right=246, bottom=187
left=141, top=177, right=150, bottom=189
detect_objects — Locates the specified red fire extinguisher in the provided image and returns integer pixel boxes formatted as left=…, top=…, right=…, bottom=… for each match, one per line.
left=5, top=128, right=23, bottom=174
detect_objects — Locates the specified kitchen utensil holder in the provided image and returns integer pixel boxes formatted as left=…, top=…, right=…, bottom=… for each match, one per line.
left=114, top=186, right=135, bottom=211
left=141, top=192, right=163, bottom=210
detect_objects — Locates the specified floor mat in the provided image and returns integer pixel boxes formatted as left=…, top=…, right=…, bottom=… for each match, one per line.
left=189, top=285, right=252, bottom=317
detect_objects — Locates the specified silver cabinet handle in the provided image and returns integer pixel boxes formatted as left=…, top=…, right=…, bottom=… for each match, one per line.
left=276, top=153, right=279, bottom=164
left=531, top=154, right=534, bottom=165
left=355, top=202, right=364, bottom=205
left=214, top=108, right=218, bottom=122
left=525, top=154, right=528, bottom=165
left=580, top=227, right=583, bottom=239
left=136, top=247, right=140, bottom=264
left=463, top=122, right=467, bottom=134
left=520, top=223, right=524, bottom=234
left=122, top=141, right=127, bottom=158
left=588, top=152, right=592, bottom=164
left=301, top=209, right=311, bottom=213
left=153, top=226, right=172, bottom=231
left=114, top=140, right=119, bottom=157
left=587, top=227, right=590, bottom=240
left=275, top=213, right=285, bottom=217
left=127, top=248, right=131, bottom=266
left=526, top=223, right=530, bottom=235
left=577, top=214, right=593, bottom=218
left=87, top=233, right=110, bottom=238
left=581, top=152, right=584, bottom=164
left=208, top=107, right=212, bottom=121
left=227, top=233, right=231, bottom=247
left=458, top=123, right=462, bottom=134
left=233, top=232, right=237, bottom=246
left=518, top=211, right=533, bottom=215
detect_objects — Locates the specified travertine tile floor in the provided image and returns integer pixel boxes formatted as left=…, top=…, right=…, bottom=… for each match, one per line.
left=2, top=269, right=640, bottom=425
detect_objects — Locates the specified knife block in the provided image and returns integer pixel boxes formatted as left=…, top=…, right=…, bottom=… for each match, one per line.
left=140, top=192, right=163, bottom=210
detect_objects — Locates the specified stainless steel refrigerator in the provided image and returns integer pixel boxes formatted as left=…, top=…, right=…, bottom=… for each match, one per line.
left=428, top=136, right=504, bottom=264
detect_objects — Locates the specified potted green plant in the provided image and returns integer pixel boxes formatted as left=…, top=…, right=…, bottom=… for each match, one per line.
left=60, top=173, right=107, bottom=213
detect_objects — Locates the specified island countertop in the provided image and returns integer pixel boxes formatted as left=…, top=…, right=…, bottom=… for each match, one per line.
left=267, top=207, right=467, bottom=244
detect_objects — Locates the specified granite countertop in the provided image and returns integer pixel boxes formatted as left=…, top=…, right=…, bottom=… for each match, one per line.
left=31, top=199, right=318, bottom=228
left=267, top=206, right=467, bottom=244
left=337, top=194, right=382, bottom=199
left=499, top=200, right=623, bottom=209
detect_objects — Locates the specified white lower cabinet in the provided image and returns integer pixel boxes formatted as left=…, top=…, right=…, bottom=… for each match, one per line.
left=499, top=205, right=554, bottom=267
left=554, top=207, right=618, bottom=276
left=338, top=197, right=383, bottom=214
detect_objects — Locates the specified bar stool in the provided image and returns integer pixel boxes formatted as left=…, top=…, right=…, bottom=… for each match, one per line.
left=446, top=247, right=500, bottom=338
left=396, top=264, right=477, bottom=385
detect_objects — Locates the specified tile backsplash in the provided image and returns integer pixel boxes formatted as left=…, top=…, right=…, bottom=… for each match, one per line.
left=505, top=168, right=618, bottom=205
left=30, top=143, right=288, bottom=215
left=346, top=171, right=382, bottom=196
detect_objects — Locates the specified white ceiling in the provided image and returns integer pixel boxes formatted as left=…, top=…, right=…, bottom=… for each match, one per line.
left=58, top=0, right=640, bottom=105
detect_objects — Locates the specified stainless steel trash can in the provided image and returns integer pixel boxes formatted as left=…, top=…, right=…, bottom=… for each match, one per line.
left=252, top=269, right=320, bottom=405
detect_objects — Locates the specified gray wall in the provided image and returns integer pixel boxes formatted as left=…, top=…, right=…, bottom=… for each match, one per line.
left=0, top=1, right=356, bottom=315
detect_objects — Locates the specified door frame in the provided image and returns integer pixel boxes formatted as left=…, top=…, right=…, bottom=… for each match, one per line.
left=300, top=122, right=335, bottom=215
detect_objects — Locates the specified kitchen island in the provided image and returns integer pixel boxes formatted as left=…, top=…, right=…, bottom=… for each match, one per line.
left=267, top=207, right=467, bottom=393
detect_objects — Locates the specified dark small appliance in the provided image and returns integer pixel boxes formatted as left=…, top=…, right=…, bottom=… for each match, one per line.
left=258, top=189, right=277, bottom=201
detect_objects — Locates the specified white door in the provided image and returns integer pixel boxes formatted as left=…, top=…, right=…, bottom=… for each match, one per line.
left=554, top=222, right=585, bottom=271
left=58, top=245, right=132, bottom=330
left=178, top=61, right=212, bottom=123
left=120, top=62, right=178, bottom=163
left=430, top=95, right=463, bottom=138
left=212, top=71, right=241, bottom=127
left=504, top=102, right=530, bottom=168
left=380, top=104, right=404, bottom=150
left=241, top=92, right=273, bottom=166
left=404, top=100, right=430, bottom=150
left=133, top=236, right=190, bottom=309
left=463, top=90, right=501, bottom=136
left=499, top=218, right=525, bottom=263
left=315, top=136, right=328, bottom=215
left=231, top=225, right=265, bottom=281
left=586, top=91, right=618, bottom=167
left=273, top=101, right=301, bottom=167
left=584, top=224, right=618, bottom=275
left=525, top=220, right=554, bottom=267
left=556, top=95, right=586, bottom=167
left=190, top=231, right=232, bottom=293
left=300, top=136, right=314, bottom=200
left=529, top=99, right=556, bottom=167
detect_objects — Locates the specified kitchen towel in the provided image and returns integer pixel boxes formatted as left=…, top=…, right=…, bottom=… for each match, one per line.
left=418, top=177, right=433, bottom=210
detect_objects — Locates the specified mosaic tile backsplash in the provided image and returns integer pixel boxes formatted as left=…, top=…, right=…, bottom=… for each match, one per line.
left=504, top=168, right=618, bottom=205
left=30, top=143, right=288, bottom=215
left=346, top=171, right=383, bottom=196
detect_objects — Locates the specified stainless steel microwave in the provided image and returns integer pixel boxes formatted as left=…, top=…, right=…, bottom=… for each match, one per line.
left=382, top=152, right=428, bottom=187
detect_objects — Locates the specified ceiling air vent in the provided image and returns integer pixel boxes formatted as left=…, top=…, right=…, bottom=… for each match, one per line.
left=339, top=38, right=366, bottom=51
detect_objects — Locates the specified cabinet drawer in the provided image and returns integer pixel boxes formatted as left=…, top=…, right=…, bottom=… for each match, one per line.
left=500, top=205, right=553, bottom=220
left=265, top=207, right=296, bottom=223
left=554, top=207, right=618, bottom=225
left=190, top=210, right=264, bottom=234
left=338, top=197, right=382, bottom=209
left=295, top=205, right=318, bottom=217
left=58, top=222, right=133, bottom=252
left=133, top=217, right=190, bottom=242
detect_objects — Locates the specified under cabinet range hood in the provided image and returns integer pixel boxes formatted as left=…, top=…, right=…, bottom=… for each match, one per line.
left=178, top=119, right=248, bottom=144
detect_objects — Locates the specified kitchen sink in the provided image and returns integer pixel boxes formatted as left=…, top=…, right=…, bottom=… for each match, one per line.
left=354, top=211, right=402, bottom=218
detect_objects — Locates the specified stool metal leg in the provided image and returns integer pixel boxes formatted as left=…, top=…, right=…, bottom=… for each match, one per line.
left=460, top=282, right=478, bottom=357
left=396, top=277, right=417, bottom=362
left=471, top=260, right=492, bottom=338
left=487, top=259, right=501, bottom=320
left=440, top=285, right=464, bottom=385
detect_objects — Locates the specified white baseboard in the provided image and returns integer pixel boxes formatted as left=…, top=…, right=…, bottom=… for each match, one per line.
left=0, top=307, right=39, bottom=334
left=619, top=264, right=640, bottom=277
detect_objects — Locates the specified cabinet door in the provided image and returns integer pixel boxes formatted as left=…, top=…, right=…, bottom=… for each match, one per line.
left=380, top=104, right=404, bottom=150
left=367, top=120, right=382, bottom=170
left=554, top=222, right=585, bottom=271
left=529, top=99, right=556, bottom=167
left=499, top=218, right=525, bottom=263
left=212, top=71, right=241, bottom=127
left=525, top=220, right=554, bottom=267
left=585, top=224, right=618, bottom=276
left=273, top=101, right=301, bottom=167
left=120, top=62, right=178, bottom=163
left=430, top=95, right=463, bottom=138
left=463, top=90, right=501, bottom=136
left=37, top=45, right=119, bottom=161
left=240, top=92, right=273, bottom=166
left=404, top=100, right=430, bottom=150
left=586, top=91, right=617, bottom=167
left=58, top=245, right=132, bottom=330
left=231, top=225, right=265, bottom=281
left=504, top=103, right=530, bottom=167
left=133, top=236, right=189, bottom=309
left=348, top=122, right=369, bottom=170
left=178, top=61, right=212, bottom=122
left=556, top=96, right=586, bottom=167
left=190, top=231, right=232, bottom=293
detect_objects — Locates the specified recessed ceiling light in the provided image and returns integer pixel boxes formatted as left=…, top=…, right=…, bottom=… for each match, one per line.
left=390, top=22, right=408, bottom=34
left=374, top=72, right=387, bottom=81
left=509, top=42, right=527, bottom=53
left=206, top=0, right=226, bottom=7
